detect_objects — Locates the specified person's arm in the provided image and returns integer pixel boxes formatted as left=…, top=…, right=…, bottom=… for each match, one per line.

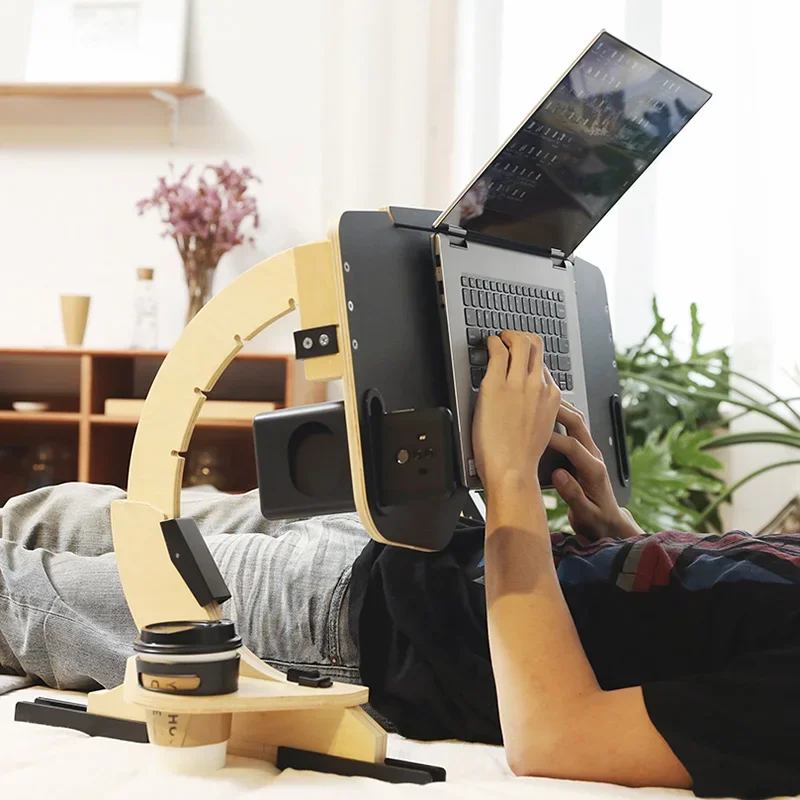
left=472, top=331, right=690, bottom=787
left=549, top=401, right=644, bottom=540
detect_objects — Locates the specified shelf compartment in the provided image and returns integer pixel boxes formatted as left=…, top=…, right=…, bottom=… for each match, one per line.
left=0, top=422, right=79, bottom=505
left=0, top=353, right=82, bottom=412
left=87, top=420, right=257, bottom=493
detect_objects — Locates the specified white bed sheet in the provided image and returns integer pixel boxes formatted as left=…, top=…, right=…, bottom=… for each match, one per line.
left=0, top=687, right=698, bottom=799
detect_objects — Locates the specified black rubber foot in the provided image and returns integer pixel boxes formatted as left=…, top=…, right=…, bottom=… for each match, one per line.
left=15, top=697, right=148, bottom=743
left=277, top=746, right=446, bottom=783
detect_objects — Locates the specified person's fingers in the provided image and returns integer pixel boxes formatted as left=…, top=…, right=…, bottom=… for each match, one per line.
left=556, top=401, right=603, bottom=459
left=553, top=468, right=597, bottom=517
left=485, top=335, right=509, bottom=382
left=549, top=431, right=607, bottom=484
left=543, top=361, right=556, bottom=388
left=501, top=330, right=531, bottom=385
left=527, top=333, right=545, bottom=381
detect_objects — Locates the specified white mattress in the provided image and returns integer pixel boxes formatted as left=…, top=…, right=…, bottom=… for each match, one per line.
left=0, top=687, right=697, bottom=799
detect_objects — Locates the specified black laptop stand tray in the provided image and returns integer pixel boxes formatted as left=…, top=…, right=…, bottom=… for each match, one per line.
left=256, top=207, right=629, bottom=551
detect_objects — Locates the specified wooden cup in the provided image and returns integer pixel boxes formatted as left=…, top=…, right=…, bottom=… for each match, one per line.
left=60, top=295, right=91, bottom=346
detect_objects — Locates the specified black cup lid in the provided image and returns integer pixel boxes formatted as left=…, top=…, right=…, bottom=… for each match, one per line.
left=134, top=619, right=242, bottom=656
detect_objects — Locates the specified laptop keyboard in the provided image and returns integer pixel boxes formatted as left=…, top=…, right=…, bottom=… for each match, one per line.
left=460, top=274, right=573, bottom=391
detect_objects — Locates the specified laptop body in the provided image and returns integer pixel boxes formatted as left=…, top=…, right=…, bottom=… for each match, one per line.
left=432, top=30, right=711, bottom=490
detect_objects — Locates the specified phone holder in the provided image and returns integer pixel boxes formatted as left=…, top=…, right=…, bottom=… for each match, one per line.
left=14, top=207, right=627, bottom=783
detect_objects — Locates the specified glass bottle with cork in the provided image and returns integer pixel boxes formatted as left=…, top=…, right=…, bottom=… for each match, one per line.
left=132, top=267, right=159, bottom=350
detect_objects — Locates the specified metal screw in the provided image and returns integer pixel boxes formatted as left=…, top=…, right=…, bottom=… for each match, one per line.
left=347, top=301, right=354, bottom=311
left=319, top=333, right=330, bottom=347
left=608, top=333, right=613, bottom=341
left=612, top=360, right=617, bottom=368
left=302, top=337, right=313, bottom=350
left=344, top=261, right=351, bottom=272
left=352, top=339, right=359, bottom=350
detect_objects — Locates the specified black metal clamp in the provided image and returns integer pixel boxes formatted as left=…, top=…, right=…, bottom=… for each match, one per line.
left=293, top=325, right=339, bottom=360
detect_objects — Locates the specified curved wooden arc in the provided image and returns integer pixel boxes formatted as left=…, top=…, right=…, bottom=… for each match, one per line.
left=112, top=244, right=317, bottom=665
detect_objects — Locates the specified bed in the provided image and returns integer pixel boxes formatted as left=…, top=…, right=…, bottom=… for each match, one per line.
left=1, top=682, right=704, bottom=800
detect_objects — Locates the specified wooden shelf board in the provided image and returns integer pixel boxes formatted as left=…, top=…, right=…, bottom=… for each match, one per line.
left=0, top=410, right=80, bottom=424
left=0, top=83, right=204, bottom=99
left=0, top=347, right=291, bottom=361
left=90, top=414, right=261, bottom=429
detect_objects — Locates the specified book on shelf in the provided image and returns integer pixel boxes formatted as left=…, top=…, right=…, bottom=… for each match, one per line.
left=104, top=398, right=278, bottom=421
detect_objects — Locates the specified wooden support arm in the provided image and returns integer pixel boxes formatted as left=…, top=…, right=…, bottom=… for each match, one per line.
left=112, top=241, right=339, bottom=641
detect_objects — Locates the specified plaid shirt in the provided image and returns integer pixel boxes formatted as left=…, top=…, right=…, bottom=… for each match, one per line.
left=551, top=529, right=800, bottom=591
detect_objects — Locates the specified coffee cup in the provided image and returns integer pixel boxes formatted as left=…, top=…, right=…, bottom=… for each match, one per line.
left=134, top=620, right=242, bottom=774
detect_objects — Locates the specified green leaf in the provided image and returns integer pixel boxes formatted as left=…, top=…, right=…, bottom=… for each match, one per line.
left=650, top=297, right=676, bottom=348
left=625, top=424, right=724, bottom=533
left=671, top=428, right=723, bottom=471
left=706, top=431, right=800, bottom=450
left=690, top=302, right=702, bottom=359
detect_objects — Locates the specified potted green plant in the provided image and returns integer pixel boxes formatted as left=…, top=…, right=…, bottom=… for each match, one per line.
left=547, top=300, right=800, bottom=533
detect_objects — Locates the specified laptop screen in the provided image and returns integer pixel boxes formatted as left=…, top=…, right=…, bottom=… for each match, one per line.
left=438, top=32, right=711, bottom=256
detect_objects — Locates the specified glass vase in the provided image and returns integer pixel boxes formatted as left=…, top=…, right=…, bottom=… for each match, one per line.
left=183, top=252, right=217, bottom=325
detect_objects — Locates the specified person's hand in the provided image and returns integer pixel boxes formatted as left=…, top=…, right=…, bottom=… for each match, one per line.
left=548, top=401, right=643, bottom=540
left=472, top=331, right=562, bottom=491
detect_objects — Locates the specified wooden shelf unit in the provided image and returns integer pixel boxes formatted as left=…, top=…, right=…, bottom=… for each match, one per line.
left=0, top=348, right=323, bottom=504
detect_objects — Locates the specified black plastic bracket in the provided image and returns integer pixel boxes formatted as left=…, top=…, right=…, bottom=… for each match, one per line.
left=363, top=395, right=457, bottom=510
left=286, top=667, right=333, bottom=689
left=161, top=518, right=231, bottom=607
left=609, top=393, right=631, bottom=486
left=15, top=697, right=149, bottom=743
left=293, top=325, right=339, bottom=360
left=277, top=746, right=446, bottom=784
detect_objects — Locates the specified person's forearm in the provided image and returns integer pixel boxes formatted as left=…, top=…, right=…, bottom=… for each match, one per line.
left=484, top=473, right=602, bottom=773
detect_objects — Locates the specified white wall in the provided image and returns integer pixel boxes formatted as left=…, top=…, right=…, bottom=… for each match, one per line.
left=0, top=0, right=457, bottom=351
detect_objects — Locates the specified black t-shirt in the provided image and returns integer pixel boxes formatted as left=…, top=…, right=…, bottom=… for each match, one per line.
left=350, top=525, right=800, bottom=798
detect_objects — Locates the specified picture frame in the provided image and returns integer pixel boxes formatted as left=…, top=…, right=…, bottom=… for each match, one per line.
left=25, top=0, right=189, bottom=84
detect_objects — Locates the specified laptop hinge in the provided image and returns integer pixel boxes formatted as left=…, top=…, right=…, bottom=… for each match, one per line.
left=551, top=248, right=567, bottom=269
left=445, top=225, right=468, bottom=249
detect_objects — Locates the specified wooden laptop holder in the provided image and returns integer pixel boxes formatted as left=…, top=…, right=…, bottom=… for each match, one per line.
left=15, top=206, right=629, bottom=780
left=15, top=208, right=476, bottom=784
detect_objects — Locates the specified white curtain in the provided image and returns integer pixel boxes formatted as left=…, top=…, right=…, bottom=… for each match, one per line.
left=318, top=0, right=460, bottom=218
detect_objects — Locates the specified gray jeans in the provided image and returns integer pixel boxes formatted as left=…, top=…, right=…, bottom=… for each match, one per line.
left=0, top=483, right=369, bottom=690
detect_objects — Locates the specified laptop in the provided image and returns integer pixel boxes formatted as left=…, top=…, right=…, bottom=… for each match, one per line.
left=432, top=30, right=711, bottom=489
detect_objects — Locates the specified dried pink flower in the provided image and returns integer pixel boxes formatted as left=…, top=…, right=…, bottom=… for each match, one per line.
left=136, top=162, right=261, bottom=268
